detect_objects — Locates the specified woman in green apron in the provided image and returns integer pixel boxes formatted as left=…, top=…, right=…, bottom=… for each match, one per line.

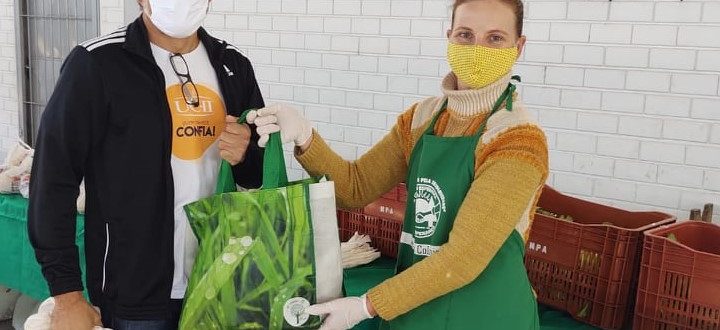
left=250, top=0, right=548, bottom=329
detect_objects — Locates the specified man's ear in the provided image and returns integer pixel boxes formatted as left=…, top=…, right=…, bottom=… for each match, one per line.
left=446, top=29, right=452, bottom=39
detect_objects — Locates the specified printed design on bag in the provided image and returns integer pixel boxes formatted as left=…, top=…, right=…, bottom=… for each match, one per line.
left=414, top=177, right=447, bottom=238
left=167, top=84, right=225, bottom=160
left=283, top=297, right=310, bottom=327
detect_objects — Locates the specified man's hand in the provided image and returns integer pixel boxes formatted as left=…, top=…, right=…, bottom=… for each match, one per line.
left=51, top=291, right=101, bottom=330
left=219, top=115, right=251, bottom=165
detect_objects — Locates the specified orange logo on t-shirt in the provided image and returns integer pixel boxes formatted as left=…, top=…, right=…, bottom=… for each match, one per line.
left=166, top=84, right=226, bottom=160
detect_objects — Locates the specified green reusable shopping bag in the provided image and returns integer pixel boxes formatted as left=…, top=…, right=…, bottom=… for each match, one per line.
left=179, top=112, right=323, bottom=330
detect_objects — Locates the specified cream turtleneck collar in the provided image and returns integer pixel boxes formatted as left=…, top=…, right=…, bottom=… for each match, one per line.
left=441, top=73, right=513, bottom=117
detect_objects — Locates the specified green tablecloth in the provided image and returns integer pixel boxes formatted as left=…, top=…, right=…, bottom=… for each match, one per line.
left=343, top=258, right=599, bottom=330
left=0, top=193, right=86, bottom=301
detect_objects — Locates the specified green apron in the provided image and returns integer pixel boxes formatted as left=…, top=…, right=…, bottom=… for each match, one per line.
left=381, top=79, right=539, bottom=330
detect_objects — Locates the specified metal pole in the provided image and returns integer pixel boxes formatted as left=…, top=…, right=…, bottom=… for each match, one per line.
left=14, top=0, right=30, bottom=144
left=27, top=1, right=36, bottom=144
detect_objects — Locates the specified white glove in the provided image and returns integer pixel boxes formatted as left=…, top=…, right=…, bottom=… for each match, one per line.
left=306, top=295, right=373, bottom=330
left=246, top=104, right=313, bottom=148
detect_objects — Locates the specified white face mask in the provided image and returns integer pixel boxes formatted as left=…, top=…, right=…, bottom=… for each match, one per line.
left=147, top=0, right=209, bottom=38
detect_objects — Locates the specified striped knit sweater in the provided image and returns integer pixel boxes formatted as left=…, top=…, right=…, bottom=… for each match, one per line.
left=296, top=72, right=549, bottom=321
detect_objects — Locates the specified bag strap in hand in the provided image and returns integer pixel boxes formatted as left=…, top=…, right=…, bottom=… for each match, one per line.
left=215, top=110, right=289, bottom=194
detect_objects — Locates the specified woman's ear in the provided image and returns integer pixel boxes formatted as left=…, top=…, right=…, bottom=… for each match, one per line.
left=516, top=35, right=527, bottom=59
left=446, top=29, right=452, bottom=39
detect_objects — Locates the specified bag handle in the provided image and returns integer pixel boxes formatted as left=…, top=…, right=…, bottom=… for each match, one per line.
left=215, top=110, right=288, bottom=194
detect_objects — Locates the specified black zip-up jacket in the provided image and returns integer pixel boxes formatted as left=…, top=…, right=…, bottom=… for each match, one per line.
left=28, top=17, right=264, bottom=319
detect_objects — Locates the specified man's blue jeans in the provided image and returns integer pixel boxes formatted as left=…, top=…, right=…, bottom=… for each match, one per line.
left=101, top=299, right=183, bottom=330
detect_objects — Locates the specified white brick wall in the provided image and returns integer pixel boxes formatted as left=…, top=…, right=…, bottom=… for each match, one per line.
left=0, top=0, right=18, bottom=160
left=204, top=1, right=450, bottom=181
left=101, top=0, right=126, bottom=35
left=3, top=0, right=717, bottom=221
left=515, top=0, right=720, bottom=220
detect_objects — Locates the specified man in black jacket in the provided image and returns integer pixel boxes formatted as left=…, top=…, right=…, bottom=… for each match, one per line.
left=28, top=0, right=264, bottom=329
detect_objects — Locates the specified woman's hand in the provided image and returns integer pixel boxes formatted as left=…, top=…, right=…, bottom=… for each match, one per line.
left=306, top=295, right=375, bottom=330
left=246, top=104, right=313, bottom=151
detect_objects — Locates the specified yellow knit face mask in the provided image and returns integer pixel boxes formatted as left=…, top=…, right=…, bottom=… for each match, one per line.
left=447, top=43, right=519, bottom=89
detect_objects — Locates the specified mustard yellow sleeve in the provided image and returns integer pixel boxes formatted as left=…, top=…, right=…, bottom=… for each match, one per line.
left=295, top=106, right=418, bottom=209
left=367, top=125, right=549, bottom=320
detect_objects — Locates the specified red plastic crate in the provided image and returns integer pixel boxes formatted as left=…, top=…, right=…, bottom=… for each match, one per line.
left=338, top=184, right=407, bottom=258
left=634, top=221, right=720, bottom=330
left=525, top=186, right=675, bottom=329
left=364, top=197, right=406, bottom=222
left=380, top=185, right=399, bottom=200
left=397, top=183, right=407, bottom=201
left=337, top=209, right=403, bottom=258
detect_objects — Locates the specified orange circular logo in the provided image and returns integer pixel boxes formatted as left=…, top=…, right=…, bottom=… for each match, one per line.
left=166, top=84, right=226, bottom=160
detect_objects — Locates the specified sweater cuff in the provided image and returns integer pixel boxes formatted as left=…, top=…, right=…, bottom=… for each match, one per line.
left=294, top=130, right=329, bottom=171
left=367, top=284, right=395, bottom=320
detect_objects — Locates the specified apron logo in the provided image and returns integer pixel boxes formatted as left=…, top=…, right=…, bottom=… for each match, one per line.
left=414, top=178, right=447, bottom=238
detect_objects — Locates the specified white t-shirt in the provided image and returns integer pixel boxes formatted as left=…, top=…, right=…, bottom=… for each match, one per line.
left=151, top=42, right=226, bottom=299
